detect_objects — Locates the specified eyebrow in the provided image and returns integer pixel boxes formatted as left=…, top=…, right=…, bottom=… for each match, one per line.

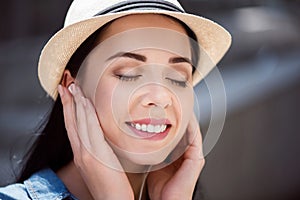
left=169, top=57, right=192, bottom=65
left=107, top=51, right=192, bottom=65
left=107, top=52, right=146, bottom=62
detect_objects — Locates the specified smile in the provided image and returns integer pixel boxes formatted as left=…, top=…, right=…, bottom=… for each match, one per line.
left=125, top=118, right=172, bottom=140
left=129, top=123, right=167, bottom=134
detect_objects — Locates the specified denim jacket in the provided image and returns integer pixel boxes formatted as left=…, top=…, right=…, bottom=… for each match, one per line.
left=0, top=168, right=77, bottom=200
left=0, top=168, right=199, bottom=200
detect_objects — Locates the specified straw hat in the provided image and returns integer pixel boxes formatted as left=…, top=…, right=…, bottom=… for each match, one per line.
left=38, top=0, right=231, bottom=99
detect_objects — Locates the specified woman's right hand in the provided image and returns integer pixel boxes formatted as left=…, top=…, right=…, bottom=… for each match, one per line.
left=58, top=83, right=134, bottom=200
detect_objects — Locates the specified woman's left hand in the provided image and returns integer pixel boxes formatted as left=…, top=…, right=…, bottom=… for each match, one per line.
left=147, top=114, right=205, bottom=200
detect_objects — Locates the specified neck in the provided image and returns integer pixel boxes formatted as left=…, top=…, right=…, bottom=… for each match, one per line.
left=57, top=161, right=149, bottom=200
left=117, top=155, right=151, bottom=199
left=127, top=172, right=149, bottom=200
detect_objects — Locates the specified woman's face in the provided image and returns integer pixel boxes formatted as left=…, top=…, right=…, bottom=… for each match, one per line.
left=78, top=14, right=194, bottom=168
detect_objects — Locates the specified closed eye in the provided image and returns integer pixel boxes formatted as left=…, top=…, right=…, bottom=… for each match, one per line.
left=115, top=74, right=142, bottom=82
left=165, top=78, right=187, bottom=88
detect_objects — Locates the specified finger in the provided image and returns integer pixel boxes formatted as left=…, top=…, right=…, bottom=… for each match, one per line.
left=84, top=98, right=105, bottom=142
left=71, top=84, right=123, bottom=170
left=176, top=133, right=204, bottom=184
left=164, top=114, right=202, bottom=165
left=70, top=84, right=104, bottom=146
left=58, top=84, right=81, bottom=153
left=172, top=113, right=204, bottom=189
left=187, top=114, right=200, bottom=144
left=171, top=156, right=205, bottom=199
left=68, top=84, right=92, bottom=148
left=185, top=113, right=203, bottom=159
left=166, top=118, right=204, bottom=199
left=85, top=97, right=123, bottom=169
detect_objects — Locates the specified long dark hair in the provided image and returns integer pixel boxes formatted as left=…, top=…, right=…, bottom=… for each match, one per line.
left=17, top=15, right=199, bottom=182
left=17, top=27, right=102, bottom=182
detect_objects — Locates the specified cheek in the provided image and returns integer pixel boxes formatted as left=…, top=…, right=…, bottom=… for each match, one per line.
left=94, top=78, right=131, bottom=133
left=94, top=80, right=115, bottom=125
left=172, top=86, right=194, bottom=114
left=111, top=82, right=139, bottom=120
left=181, top=90, right=194, bottom=115
left=176, top=89, right=194, bottom=132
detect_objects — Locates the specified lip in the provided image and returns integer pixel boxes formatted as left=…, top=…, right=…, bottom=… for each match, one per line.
left=125, top=118, right=172, bottom=140
left=131, top=118, right=171, bottom=126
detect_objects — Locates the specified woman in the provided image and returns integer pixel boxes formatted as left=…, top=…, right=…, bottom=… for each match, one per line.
left=0, top=0, right=231, bottom=199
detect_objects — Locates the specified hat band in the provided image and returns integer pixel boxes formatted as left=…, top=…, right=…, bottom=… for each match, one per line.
left=94, top=0, right=185, bottom=16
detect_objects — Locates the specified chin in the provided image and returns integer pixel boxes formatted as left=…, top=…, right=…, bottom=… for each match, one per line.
left=130, top=151, right=169, bottom=165
left=116, top=148, right=172, bottom=172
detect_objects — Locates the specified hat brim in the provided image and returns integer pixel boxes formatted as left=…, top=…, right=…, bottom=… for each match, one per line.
left=38, top=10, right=231, bottom=99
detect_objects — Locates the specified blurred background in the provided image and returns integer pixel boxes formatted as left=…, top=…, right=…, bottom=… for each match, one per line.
left=0, top=0, right=300, bottom=199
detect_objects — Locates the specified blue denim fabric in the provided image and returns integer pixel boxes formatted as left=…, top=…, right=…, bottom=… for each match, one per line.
left=0, top=168, right=77, bottom=200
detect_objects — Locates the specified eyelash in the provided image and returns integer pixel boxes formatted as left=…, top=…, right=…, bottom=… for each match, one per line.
left=115, top=74, right=141, bottom=81
left=166, top=78, right=187, bottom=88
left=115, top=74, right=187, bottom=88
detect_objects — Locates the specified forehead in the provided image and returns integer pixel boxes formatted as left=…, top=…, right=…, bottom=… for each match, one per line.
left=80, top=13, right=192, bottom=66
left=86, top=27, right=192, bottom=64
left=95, top=14, right=188, bottom=44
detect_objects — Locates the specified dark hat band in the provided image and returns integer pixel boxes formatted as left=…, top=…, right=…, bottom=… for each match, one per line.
left=95, top=0, right=185, bottom=16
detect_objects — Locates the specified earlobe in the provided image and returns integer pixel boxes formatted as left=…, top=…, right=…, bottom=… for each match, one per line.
left=61, top=70, right=75, bottom=88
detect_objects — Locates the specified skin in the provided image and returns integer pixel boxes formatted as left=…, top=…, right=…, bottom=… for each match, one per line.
left=57, top=14, right=205, bottom=200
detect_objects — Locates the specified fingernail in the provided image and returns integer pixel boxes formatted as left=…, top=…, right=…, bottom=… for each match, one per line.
left=57, top=85, right=64, bottom=97
left=68, top=84, right=75, bottom=94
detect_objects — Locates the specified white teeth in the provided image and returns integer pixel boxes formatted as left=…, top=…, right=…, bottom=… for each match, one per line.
left=131, top=123, right=168, bottom=134
left=147, top=124, right=154, bottom=133
left=136, top=123, right=141, bottom=130
left=154, top=125, right=161, bottom=133
left=160, top=125, right=167, bottom=132
left=141, top=124, right=147, bottom=131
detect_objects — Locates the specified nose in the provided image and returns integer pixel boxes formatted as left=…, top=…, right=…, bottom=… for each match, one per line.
left=141, top=85, right=173, bottom=109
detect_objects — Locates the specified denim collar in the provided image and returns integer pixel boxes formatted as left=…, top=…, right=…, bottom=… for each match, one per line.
left=24, top=168, right=75, bottom=200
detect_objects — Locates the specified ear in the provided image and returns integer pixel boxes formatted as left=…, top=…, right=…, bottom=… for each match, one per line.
left=61, top=70, right=75, bottom=88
